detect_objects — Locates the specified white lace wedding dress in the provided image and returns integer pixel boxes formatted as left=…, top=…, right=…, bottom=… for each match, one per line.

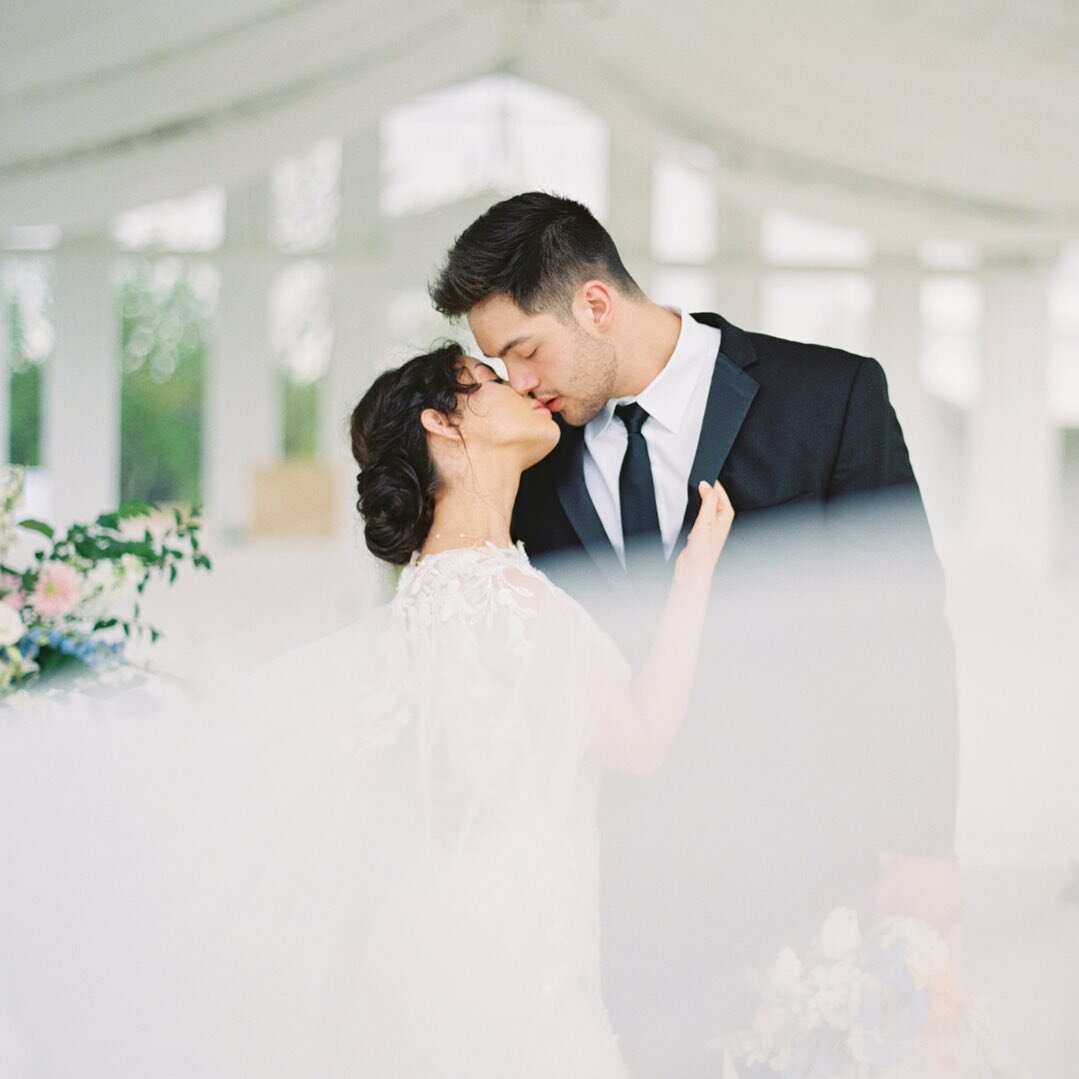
left=0, top=542, right=634, bottom=1079
left=326, top=541, right=632, bottom=1078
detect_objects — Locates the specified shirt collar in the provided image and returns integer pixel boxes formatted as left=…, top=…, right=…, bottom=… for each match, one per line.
left=588, top=306, right=714, bottom=438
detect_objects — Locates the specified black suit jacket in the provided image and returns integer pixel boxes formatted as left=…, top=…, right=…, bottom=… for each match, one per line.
left=514, top=312, right=930, bottom=566
left=511, top=313, right=959, bottom=1077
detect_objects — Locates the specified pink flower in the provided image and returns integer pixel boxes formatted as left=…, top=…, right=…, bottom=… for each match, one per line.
left=28, top=563, right=82, bottom=619
left=0, top=573, right=24, bottom=611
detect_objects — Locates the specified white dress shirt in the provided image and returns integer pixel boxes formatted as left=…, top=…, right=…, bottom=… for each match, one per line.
left=583, top=308, right=722, bottom=564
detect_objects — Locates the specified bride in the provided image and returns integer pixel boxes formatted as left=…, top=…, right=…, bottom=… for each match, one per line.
left=334, top=341, right=732, bottom=1077
left=0, top=342, right=731, bottom=1079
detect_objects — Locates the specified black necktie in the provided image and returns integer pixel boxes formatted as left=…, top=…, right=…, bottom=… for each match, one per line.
left=614, top=402, right=662, bottom=571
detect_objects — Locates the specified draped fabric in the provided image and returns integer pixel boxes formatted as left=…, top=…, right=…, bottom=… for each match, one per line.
left=3, top=1, right=1078, bottom=246
left=0, top=542, right=633, bottom=1079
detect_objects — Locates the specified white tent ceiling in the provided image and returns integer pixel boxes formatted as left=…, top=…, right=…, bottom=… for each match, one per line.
left=2, top=0, right=1078, bottom=250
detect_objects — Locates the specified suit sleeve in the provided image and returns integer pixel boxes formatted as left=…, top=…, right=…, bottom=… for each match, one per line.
left=828, top=356, right=916, bottom=495
left=824, top=356, right=959, bottom=857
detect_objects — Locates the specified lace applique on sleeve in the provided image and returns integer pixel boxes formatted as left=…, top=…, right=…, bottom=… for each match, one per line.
left=394, top=542, right=552, bottom=662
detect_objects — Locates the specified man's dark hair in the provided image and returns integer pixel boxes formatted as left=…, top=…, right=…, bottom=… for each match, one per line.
left=430, top=191, right=643, bottom=318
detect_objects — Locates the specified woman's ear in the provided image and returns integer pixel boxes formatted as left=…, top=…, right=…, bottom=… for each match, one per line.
left=420, top=408, right=461, bottom=442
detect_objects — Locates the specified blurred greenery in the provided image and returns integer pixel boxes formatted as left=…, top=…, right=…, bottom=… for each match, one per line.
left=119, top=262, right=207, bottom=503
left=6, top=290, right=43, bottom=466
left=6, top=256, right=322, bottom=501
left=283, top=374, right=319, bottom=458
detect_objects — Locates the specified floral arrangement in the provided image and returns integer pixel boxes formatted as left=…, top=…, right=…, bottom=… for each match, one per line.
left=0, top=465, right=210, bottom=699
left=730, top=906, right=1025, bottom=1078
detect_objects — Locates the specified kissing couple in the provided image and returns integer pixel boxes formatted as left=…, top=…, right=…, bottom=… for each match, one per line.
left=329, top=191, right=959, bottom=1077
left=0, top=192, right=959, bottom=1079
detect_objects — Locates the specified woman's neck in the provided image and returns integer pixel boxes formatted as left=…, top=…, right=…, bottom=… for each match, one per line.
left=420, top=475, right=518, bottom=556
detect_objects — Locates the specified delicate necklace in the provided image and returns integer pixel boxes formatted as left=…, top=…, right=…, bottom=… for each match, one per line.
left=430, top=531, right=490, bottom=544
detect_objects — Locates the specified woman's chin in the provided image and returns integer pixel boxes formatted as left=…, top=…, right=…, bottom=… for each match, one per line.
left=523, top=426, right=561, bottom=469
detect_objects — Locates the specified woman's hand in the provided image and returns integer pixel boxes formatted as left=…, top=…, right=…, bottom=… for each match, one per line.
left=674, top=479, right=734, bottom=584
left=593, top=479, right=734, bottom=773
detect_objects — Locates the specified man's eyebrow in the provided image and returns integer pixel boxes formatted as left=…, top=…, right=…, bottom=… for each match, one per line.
left=495, top=335, right=530, bottom=359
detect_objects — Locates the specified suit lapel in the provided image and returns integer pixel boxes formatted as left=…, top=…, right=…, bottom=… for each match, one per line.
left=551, top=422, right=628, bottom=589
left=550, top=312, right=760, bottom=572
left=677, top=314, right=760, bottom=547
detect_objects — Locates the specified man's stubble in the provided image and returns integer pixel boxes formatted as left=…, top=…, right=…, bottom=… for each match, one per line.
left=560, top=327, right=619, bottom=428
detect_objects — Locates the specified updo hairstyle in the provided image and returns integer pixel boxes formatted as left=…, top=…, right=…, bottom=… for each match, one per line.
left=349, top=342, right=480, bottom=565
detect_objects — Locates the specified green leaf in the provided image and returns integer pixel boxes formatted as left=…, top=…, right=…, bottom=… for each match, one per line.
left=95, top=512, right=121, bottom=530
left=117, top=499, right=158, bottom=519
left=168, top=564, right=177, bottom=584
left=73, top=538, right=109, bottom=560
left=17, top=518, right=54, bottom=540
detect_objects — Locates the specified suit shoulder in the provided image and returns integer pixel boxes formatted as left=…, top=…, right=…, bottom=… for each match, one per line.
left=745, top=329, right=879, bottom=381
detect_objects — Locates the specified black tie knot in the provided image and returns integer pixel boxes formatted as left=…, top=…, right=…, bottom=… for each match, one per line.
left=615, top=402, right=649, bottom=435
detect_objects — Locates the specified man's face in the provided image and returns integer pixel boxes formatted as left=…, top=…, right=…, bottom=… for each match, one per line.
left=467, top=293, right=617, bottom=428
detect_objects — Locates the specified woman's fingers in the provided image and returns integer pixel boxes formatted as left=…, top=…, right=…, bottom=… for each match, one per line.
left=697, top=479, right=734, bottom=519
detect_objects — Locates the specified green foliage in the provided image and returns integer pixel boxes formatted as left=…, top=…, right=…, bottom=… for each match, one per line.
left=119, top=262, right=208, bottom=504
left=282, top=373, right=320, bottom=458
left=15, top=518, right=53, bottom=540
left=4, top=260, right=209, bottom=500
left=5, top=291, right=43, bottom=466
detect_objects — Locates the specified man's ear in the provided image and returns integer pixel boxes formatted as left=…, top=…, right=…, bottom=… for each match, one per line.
left=574, top=280, right=614, bottom=334
left=420, top=408, right=461, bottom=442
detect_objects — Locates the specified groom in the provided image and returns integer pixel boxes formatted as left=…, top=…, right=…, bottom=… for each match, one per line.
left=431, top=192, right=960, bottom=1077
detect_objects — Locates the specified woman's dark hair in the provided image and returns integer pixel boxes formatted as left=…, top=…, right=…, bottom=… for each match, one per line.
left=429, top=191, right=643, bottom=318
left=349, top=342, right=480, bottom=565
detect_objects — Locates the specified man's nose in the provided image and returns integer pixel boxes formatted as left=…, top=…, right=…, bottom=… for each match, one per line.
left=509, top=367, right=540, bottom=395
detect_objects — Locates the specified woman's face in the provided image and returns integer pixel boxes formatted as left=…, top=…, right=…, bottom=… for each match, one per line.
left=453, top=355, right=561, bottom=466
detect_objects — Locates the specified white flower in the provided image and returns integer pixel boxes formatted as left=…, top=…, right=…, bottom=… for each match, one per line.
left=766, top=946, right=804, bottom=995
left=879, top=916, right=949, bottom=987
left=820, top=906, right=862, bottom=961
left=0, top=603, right=25, bottom=647
left=804, top=957, right=864, bottom=1031
left=77, top=562, right=120, bottom=622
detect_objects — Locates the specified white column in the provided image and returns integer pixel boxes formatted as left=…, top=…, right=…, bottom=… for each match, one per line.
left=45, top=242, right=121, bottom=524
left=871, top=253, right=946, bottom=515
left=325, top=123, right=388, bottom=543
left=713, top=203, right=762, bottom=328
left=206, top=183, right=279, bottom=538
left=967, top=255, right=1059, bottom=576
left=607, top=127, right=654, bottom=293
